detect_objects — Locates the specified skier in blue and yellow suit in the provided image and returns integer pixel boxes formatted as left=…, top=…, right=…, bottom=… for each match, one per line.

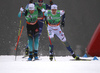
left=25, top=0, right=53, bottom=37
left=24, top=0, right=53, bottom=59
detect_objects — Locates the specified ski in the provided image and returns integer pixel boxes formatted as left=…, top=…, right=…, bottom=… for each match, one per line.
left=33, top=56, right=42, bottom=61
left=70, top=59, right=92, bottom=61
left=22, top=55, right=28, bottom=58
left=33, top=58, right=42, bottom=61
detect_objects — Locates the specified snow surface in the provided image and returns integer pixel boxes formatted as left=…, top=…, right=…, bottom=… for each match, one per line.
left=0, top=56, right=100, bottom=73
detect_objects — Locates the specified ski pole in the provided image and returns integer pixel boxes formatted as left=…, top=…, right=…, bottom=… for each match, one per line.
left=15, top=20, right=22, bottom=61
left=15, top=19, right=26, bottom=61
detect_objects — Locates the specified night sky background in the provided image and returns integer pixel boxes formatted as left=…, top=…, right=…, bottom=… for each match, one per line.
left=0, top=0, right=100, bottom=56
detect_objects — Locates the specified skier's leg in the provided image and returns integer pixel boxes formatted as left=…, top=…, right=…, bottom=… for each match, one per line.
left=49, top=38, right=54, bottom=61
left=48, top=36, right=54, bottom=61
left=56, top=29, right=79, bottom=60
left=27, top=24, right=34, bottom=61
left=33, top=22, right=39, bottom=60
left=34, top=34, right=39, bottom=60
left=47, top=27, right=54, bottom=61
left=49, top=37, right=54, bottom=54
left=56, top=31, right=73, bottom=54
left=62, top=41, right=74, bottom=55
left=38, top=20, right=44, bottom=37
left=28, top=36, right=33, bottom=61
left=63, top=41, right=79, bottom=60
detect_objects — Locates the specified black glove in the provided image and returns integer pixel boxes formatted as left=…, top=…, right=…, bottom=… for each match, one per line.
left=50, top=1, right=53, bottom=5
left=61, top=21, right=65, bottom=27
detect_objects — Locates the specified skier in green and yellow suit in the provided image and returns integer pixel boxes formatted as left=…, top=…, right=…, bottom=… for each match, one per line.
left=18, top=4, right=40, bottom=61
left=24, top=0, right=53, bottom=57
left=25, top=0, right=53, bottom=37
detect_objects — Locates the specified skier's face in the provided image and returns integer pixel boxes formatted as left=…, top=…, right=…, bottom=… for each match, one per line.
left=51, top=9, right=57, bottom=15
left=29, top=10, right=34, bottom=14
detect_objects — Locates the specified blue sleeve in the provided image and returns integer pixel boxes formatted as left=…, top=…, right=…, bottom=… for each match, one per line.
left=25, top=4, right=29, bottom=10
left=18, top=11, right=25, bottom=18
left=62, top=13, right=65, bottom=22
left=44, top=12, right=47, bottom=16
left=46, top=4, right=51, bottom=10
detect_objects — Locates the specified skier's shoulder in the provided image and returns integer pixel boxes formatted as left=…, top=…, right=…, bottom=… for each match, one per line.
left=60, top=10, right=65, bottom=13
left=34, top=2, right=38, bottom=5
left=34, top=2, right=45, bottom=5
left=25, top=9, right=29, bottom=16
left=25, top=4, right=29, bottom=10
left=26, top=9, right=29, bottom=12
left=56, top=10, right=60, bottom=14
left=60, top=10, right=65, bottom=15
left=34, top=6, right=38, bottom=11
left=47, top=10, right=51, bottom=13
left=43, top=3, right=46, bottom=5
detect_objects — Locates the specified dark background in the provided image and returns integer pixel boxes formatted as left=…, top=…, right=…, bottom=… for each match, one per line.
left=0, top=0, right=100, bottom=56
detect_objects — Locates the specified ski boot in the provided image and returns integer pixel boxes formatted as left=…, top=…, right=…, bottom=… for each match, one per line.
left=28, top=52, right=33, bottom=61
left=34, top=50, right=39, bottom=60
left=49, top=45, right=54, bottom=61
left=72, top=54, right=80, bottom=60
left=49, top=54, right=53, bottom=61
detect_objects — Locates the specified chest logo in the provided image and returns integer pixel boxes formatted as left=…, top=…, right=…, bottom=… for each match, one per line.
left=28, top=15, right=32, bottom=18
left=48, top=16, right=52, bottom=19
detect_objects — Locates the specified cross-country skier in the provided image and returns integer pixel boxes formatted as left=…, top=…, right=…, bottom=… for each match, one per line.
left=18, top=3, right=40, bottom=61
left=24, top=0, right=53, bottom=56
left=34, top=0, right=53, bottom=37
left=25, top=0, right=53, bottom=37
left=42, top=4, right=80, bottom=61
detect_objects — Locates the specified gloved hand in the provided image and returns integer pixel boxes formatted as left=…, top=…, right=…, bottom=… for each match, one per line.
left=20, top=6, right=24, bottom=12
left=61, top=21, right=65, bottom=27
left=41, top=8, right=46, bottom=12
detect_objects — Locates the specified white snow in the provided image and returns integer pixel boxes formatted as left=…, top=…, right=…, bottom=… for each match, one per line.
left=0, top=56, right=100, bottom=73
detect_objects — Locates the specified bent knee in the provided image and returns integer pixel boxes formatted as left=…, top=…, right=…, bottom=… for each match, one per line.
left=60, top=36, right=66, bottom=42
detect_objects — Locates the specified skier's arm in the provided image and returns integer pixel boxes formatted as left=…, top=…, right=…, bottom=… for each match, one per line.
left=60, top=10, right=65, bottom=27
left=24, top=10, right=28, bottom=16
left=46, top=4, right=51, bottom=10
left=41, top=8, right=48, bottom=16
left=25, top=4, right=29, bottom=10
left=18, top=7, right=25, bottom=17
left=37, top=6, right=42, bottom=12
left=18, top=12, right=25, bottom=18
left=41, top=10, right=48, bottom=26
left=46, top=0, right=53, bottom=10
